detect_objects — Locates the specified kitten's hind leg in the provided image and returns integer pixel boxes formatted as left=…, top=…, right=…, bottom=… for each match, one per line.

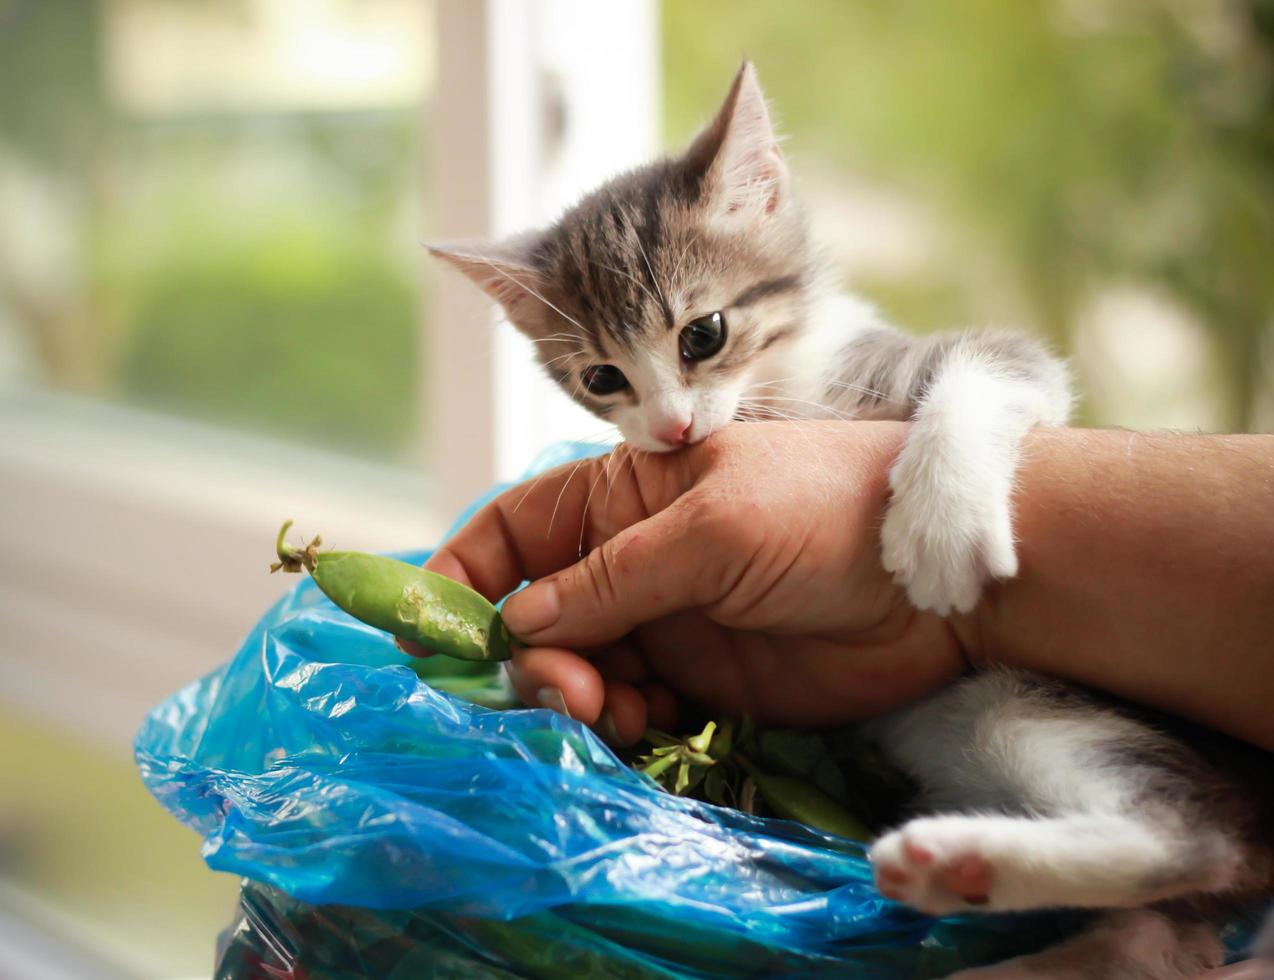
left=879, top=330, right=1070, bottom=614
left=946, top=910, right=1224, bottom=980
left=868, top=671, right=1257, bottom=917
left=870, top=811, right=1241, bottom=915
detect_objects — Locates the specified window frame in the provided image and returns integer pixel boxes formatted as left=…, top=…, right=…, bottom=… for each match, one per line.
left=0, top=0, right=659, bottom=747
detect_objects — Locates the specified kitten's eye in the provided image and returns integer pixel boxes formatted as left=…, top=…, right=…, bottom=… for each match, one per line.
left=581, top=364, right=629, bottom=395
left=679, top=312, right=727, bottom=362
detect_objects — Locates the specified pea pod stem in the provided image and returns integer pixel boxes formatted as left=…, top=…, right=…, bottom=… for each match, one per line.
left=271, top=518, right=320, bottom=574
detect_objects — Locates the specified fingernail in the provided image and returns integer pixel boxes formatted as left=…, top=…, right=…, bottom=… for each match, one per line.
left=536, top=686, right=568, bottom=716
left=505, top=581, right=561, bottom=635
left=598, top=711, right=622, bottom=746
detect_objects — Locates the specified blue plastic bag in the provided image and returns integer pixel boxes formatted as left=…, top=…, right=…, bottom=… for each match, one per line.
left=138, top=443, right=1074, bottom=978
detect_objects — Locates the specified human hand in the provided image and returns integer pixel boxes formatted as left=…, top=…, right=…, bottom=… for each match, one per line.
left=415, top=422, right=967, bottom=744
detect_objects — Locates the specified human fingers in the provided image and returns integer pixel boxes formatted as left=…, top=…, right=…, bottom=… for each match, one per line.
left=425, top=447, right=700, bottom=608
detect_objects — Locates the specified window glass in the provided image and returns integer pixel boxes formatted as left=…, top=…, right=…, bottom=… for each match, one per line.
left=663, top=1, right=1274, bottom=431
left=0, top=0, right=430, bottom=461
left=0, top=4, right=433, bottom=977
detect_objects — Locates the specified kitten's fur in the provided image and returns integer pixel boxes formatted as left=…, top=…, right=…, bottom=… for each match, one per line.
left=432, top=63, right=1274, bottom=978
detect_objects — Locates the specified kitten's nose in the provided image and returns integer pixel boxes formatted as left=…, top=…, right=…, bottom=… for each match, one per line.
left=653, top=415, right=693, bottom=445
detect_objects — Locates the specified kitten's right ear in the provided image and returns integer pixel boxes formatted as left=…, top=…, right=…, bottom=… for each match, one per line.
left=426, top=236, right=545, bottom=323
left=682, top=60, right=788, bottom=223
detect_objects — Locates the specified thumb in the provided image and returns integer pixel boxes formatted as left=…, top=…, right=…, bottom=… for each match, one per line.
left=501, top=498, right=721, bottom=648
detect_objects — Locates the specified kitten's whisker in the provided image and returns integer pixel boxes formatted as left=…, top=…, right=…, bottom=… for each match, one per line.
left=541, top=350, right=583, bottom=369
left=512, top=430, right=608, bottom=512
left=557, top=360, right=596, bottom=406
left=669, top=230, right=702, bottom=293
left=577, top=459, right=608, bottom=557
left=625, top=446, right=643, bottom=496
left=527, top=343, right=582, bottom=358
left=824, top=378, right=895, bottom=401
left=603, top=441, right=630, bottom=512
left=512, top=468, right=556, bottom=515
left=633, top=231, right=671, bottom=315
left=752, top=394, right=860, bottom=423
left=736, top=396, right=809, bottom=420
left=469, top=255, right=590, bottom=334
left=742, top=375, right=823, bottom=396
left=570, top=426, right=622, bottom=443
left=525, top=332, right=581, bottom=344
left=744, top=375, right=890, bottom=407
left=606, top=443, right=639, bottom=512
left=739, top=380, right=861, bottom=420
left=546, top=457, right=590, bottom=540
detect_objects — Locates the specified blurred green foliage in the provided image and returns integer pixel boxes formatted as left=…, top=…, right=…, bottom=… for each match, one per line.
left=0, top=0, right=421, bottom=459
left=0, top=0, right=106, bottom=165
left=665, top=0, right=1274, bottom=429
left=119, top=229, right=417, bottom=457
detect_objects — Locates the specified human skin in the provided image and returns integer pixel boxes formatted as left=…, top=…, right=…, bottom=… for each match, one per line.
left=416, top=422, right=1274, bottom=752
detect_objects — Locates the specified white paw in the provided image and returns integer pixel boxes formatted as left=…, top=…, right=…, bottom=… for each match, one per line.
left=870, top=818, right=1001, bottom=916
left=871, top=813, right=1199, bottom=916
left=880, top=434, right=1018, bottom=615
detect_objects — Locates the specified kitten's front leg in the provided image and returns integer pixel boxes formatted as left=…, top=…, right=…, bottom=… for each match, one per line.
left=879, top=335, right=1070, bottom=615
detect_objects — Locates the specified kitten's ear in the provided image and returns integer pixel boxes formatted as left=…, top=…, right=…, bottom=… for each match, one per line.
left=683, top=61, right=788, bottom=222
left=427, top=235, right=545, bottom=323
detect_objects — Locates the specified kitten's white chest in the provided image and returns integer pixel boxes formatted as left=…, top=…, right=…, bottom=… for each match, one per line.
left=752, top=290, right=890, bottom=418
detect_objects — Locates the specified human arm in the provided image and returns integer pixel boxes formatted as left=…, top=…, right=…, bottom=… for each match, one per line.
left=956, top=427, right=1274, bottom=751
left=420, top=423, right=1274, bottom=750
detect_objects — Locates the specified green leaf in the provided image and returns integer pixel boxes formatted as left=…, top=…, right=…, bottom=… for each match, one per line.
left=703, top=765, right=728, bottom=805
left=758, top=730, right=827, bottom=778
left=708, top=718, right=735, bottom=759
left=811, top=755, right=850, bottom=805
left=674, top=760, right=691, bottom=794
left=642, top=729, right=680, bottom=749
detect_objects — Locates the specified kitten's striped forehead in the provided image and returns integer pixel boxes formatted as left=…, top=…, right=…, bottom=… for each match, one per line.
left=536, top=163, right=697, bottom=353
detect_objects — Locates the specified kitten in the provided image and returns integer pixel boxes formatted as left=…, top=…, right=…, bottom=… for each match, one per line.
left=431, top=63, right=1273, bottom=978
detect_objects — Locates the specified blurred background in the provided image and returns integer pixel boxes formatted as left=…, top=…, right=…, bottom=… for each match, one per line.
left=1, top=1, right=1271, bottom=976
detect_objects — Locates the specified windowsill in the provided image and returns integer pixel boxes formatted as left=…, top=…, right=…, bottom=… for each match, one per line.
left=0, top=387, right=443, bottom=750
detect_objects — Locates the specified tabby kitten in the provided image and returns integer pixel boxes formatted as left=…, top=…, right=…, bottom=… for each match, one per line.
left=432, top=63, right=1272, bottom=978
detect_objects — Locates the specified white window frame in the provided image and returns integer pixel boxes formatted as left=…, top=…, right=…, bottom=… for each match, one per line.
left=427, top=0, right=658, bottom=515
left=0, top=0, right=658, bottom=751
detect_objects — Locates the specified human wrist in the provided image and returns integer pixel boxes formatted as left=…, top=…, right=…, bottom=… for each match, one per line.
left=944, top=425, right=1074, bottom=673
left=950, top=427, right=1274, bottom=748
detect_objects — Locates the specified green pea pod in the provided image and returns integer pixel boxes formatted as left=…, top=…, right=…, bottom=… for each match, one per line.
left=738, top=757, right=872, bottom=842
left=271, top=520, right=516, bottom=662
left=758, top=729, right=827, bottom=778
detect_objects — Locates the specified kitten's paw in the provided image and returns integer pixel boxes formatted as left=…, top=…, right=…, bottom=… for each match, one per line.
left=879, top=436, right=1018, bottom=615
left=870, top=819, right=997, bottom=915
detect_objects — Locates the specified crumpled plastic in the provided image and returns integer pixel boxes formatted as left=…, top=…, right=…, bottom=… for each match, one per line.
left=137, top=442, right=1077, bottom=978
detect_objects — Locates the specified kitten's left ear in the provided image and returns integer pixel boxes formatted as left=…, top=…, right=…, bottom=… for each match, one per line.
left=426, top=234, right=546, bottom=326
left=683, top=61, right=788, bottom=223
